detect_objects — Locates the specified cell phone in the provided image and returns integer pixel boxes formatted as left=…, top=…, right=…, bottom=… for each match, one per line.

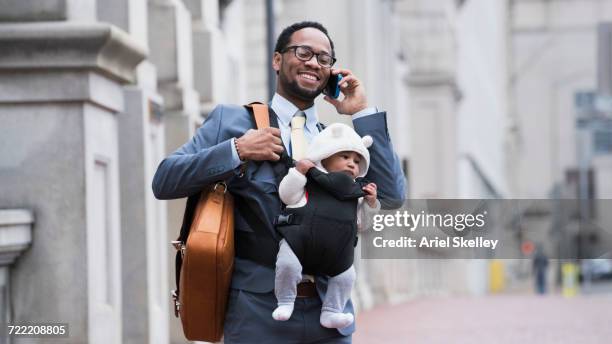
left=323, top=73, right=342, bottom=99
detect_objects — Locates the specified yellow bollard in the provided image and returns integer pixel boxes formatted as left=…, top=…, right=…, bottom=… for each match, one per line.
left=562, top=262, right=579, bottom=297
left=489, top=260, right=505, bottom=293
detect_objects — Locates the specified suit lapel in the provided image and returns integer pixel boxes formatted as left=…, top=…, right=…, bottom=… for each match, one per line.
left=267, top=107, right=294, bottom=186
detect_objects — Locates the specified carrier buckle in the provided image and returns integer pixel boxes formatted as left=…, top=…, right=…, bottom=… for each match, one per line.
left=275, top=213, right=294, bottom=226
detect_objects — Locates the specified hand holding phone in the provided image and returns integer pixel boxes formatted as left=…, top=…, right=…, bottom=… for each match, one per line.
left=323, top=68, right=368, bottom=115
left=323, top=73, right=342, bottom=99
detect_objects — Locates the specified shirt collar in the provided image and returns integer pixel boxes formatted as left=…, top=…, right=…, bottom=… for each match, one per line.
left=271, top=93, right=319, bottom=132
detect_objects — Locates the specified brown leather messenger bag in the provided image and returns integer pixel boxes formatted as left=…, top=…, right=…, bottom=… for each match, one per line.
left=171, top=103, right=271, bottom=342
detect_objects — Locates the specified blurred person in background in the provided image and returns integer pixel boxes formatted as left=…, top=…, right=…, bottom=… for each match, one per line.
left=533, top=245, right=549, bottom=295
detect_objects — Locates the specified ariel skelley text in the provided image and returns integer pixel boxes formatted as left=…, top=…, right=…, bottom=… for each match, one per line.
left=372, top=236, right=499, bottom=250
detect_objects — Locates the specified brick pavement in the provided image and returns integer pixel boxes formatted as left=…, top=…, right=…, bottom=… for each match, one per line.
left=353, top=293, right=612, bottom=344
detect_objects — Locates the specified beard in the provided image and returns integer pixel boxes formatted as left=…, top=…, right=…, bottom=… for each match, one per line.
left=279, top=70, right=326, bottom=101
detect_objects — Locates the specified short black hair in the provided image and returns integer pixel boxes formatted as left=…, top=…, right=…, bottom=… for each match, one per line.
left=274, top=21, right=335, bottom=58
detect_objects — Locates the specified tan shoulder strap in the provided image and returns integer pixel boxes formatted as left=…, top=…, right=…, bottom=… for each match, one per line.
left=250, top=103, right=270, bottom=129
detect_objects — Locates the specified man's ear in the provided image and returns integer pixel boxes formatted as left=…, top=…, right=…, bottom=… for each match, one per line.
left=272, top=52, right=281, bottom=73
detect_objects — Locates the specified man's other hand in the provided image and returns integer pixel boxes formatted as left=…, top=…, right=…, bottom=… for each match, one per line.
left=236, top=127, right=285, bottom=161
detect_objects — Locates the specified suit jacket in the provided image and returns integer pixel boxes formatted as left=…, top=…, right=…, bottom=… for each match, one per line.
left=152, top=103, right=406, bottom=335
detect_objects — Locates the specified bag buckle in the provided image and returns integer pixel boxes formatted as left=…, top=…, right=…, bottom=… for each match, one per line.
left=213, top=181, right=228, bottom=194
left=171, top=290, right=180, bottom=317
left=171, top=241, right=186, bottom=258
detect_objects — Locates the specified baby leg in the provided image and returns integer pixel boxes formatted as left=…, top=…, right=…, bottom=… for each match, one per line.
left=320, top=265, right=356, bottom=329
left=273, top=239, right=303, bottom=321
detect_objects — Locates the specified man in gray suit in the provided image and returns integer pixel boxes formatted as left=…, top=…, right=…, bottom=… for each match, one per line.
left=153, top=21, right=405, bottom=344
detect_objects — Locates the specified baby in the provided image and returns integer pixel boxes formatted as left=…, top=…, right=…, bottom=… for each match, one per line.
left=273, top=123, right=380, bottom=329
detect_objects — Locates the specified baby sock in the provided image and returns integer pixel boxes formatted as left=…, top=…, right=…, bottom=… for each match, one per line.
left=272, top=304, right=295, bottom=321
left=320, top=311, right=354, bottom=329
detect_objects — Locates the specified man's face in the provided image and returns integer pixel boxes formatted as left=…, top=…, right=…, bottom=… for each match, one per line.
left=273, top=28, right=333, bottom=102
left=322, top=151, right=361, bottom=179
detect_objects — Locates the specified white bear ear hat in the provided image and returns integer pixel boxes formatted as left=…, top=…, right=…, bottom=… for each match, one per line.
left=306, top=122, right=373, bottom=178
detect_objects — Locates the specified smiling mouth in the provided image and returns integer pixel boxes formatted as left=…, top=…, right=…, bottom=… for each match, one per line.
left=298, top=73, right=320, bottom=82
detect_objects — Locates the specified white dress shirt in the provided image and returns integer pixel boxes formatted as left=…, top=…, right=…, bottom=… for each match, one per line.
left=230, top=93, right=378, bottom=167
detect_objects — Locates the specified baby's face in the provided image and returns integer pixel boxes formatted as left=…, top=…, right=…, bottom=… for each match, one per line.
left=321, top=151, right=361, bottom=179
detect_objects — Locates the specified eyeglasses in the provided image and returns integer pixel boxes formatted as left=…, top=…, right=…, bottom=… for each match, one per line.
left=281, top=45, right=336, bottom=68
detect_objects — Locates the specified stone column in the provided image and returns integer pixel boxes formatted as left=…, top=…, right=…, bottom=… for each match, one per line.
left=185, top=0, right=221, bottom=109
left=396, top=0, right=460, bottom=199
left=118, top=87, right=169, bottom=344
left=0, top=21, right=145, bottom=343
left=406, top=75, right=459, bottom=198
left=147, top=1, right=200, bottom=342
left=185, top=0, right=246, bottom=109
left=98, top=1, right=171, bottom=343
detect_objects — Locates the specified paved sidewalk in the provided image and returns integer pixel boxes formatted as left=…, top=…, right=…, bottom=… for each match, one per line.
left=353, top=293, right=612, bottom=344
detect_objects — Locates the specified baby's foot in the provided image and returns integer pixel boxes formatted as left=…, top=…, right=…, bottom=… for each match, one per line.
left=272, top=304, right=294, bottom=321
left=320, top=311, right=354, bottom=329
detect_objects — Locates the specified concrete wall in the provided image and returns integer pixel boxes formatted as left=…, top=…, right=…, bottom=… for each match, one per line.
left=510, top=0, right=612, bottom=198
left=456, top=0, right=511, bottom=198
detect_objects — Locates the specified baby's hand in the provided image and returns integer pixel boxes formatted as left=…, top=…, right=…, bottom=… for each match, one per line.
left=363, top=183, right=378, bottom=207
left=296, top=159, right=315, bottom=175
